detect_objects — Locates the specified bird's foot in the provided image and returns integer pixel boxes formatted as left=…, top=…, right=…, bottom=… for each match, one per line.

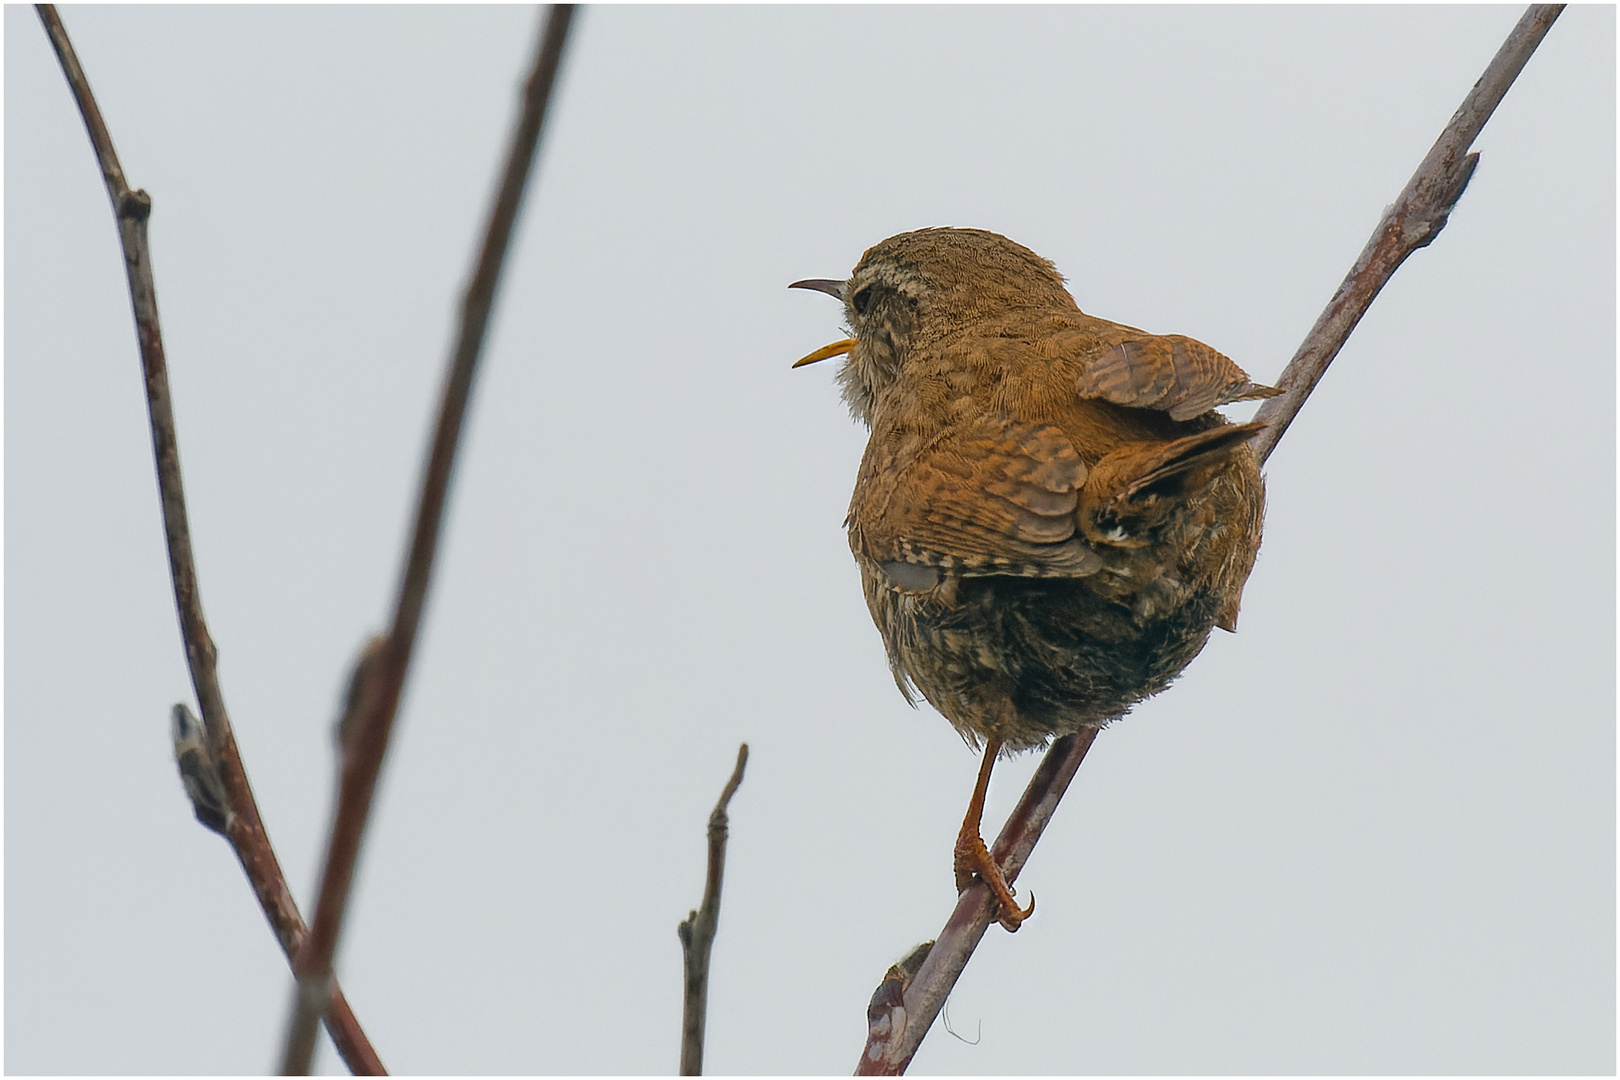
left=953, top=828, right=1034, bottom=932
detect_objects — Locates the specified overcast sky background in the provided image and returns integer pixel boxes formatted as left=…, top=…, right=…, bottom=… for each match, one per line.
left=6, top=5, right=1614, bottom=1075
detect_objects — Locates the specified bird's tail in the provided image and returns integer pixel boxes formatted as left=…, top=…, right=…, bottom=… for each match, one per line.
left=1079, top=420, right=1265, bottom=543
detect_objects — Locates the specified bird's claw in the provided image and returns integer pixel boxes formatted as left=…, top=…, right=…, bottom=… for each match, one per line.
left=954, top=832, right=1034, bottom=932
left=996, top=890, right=1034, bottom=933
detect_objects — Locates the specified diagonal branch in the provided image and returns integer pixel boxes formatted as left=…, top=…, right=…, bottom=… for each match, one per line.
left=34, top=4, right=385, bottom=1074
left=278, top=6, right=577, bottom=1074
left=1250, top=4, right=1566, bottom=464
left=853, top=5, right=1566, bottom=1073
left=857, top=731, right=1098, bottom=1073
left=677, top=744, right=751, bottom=1075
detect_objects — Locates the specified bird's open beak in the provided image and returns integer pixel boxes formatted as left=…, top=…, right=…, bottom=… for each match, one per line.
left=792, top=338, right=855, bottom=368
left=788, top=278, right=845, bottom=300
left=788, top=278, right=852, bottom=368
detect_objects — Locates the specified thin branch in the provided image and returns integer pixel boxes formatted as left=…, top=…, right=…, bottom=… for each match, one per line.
left=853, top=5, right=1566, bottom=1073
left=34, top=5, right=385, bottom=1074
left=1251, top=4, right=1565, bottom=464
left=855, top=731, right=1097, bottom=1075
left=279, top=6, right=577, bottom=1074
left=677, top=744, right=751, bottom=1076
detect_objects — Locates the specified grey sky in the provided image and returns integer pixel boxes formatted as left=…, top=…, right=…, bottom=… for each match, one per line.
left=6, top=5, right=1614, bottom=1074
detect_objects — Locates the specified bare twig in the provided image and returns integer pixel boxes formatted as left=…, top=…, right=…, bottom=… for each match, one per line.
left=34, top=5, right=385, bottom=1074
left=856, top=731, right=1098, bottom=1075
left=1250, top=4, right=1565, bottom=464
left=678, top=744, right=751, bottom=1075
left=279, top=6, right=577, bottom=1074
left=853, top=5, right=1565, bottom=1072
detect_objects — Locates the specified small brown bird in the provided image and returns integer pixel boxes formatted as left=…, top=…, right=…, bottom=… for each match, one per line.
left=791, top=228, right=1277, bottom=931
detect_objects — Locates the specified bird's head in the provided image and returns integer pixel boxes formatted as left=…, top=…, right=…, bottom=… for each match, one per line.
left=790, top=228, right=1073, bottom=428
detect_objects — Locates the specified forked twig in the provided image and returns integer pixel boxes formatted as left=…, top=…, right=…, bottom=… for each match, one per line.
left=34, top=5, right=385, bottom=1074
left=279, top=6, right=577, bottom=1074
left=853, top=5, right=1566, bottom=1073
left=677, top=744, right=751, bottom=1075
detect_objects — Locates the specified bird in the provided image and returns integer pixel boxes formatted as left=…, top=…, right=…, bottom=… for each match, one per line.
left=790, top=227, right=1277, bottom=931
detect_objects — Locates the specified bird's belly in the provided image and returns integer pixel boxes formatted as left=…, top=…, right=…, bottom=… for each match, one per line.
left=864, top=570, right=1224, bottom=750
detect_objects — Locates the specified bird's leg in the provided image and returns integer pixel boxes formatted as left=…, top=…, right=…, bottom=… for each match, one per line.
left=952, top=736, right=1035, bottom=932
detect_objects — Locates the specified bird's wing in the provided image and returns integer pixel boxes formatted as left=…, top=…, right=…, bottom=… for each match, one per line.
left=1076, top=332, right=1281, bottom=422
left=848, top=414, right=1102, bottom=588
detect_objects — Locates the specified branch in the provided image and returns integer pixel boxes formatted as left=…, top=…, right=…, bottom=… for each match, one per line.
left=279, top=6, right=577, bottom=1074
left=853, top=5, right=1566, bottom=1072
left=33, top=5, right=385, bottom=1074
left=677, top=744, right=750, bottom=1075
left=1250, top=4, right=1565, bottom=464
left=855, top=731, right=1098, bottom=1075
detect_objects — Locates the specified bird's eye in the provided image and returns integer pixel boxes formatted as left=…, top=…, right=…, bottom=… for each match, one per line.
left=852, top=286, right=873, bottom=316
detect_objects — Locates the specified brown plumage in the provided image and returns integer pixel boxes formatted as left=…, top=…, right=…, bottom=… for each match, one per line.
left=791, top=227, right=1275, bottom=929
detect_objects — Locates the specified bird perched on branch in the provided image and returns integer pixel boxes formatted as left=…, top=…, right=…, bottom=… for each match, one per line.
left=791, top=228, right=1277, bottom=931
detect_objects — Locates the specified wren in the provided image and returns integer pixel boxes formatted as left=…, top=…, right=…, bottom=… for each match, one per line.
left=791, top=228, right=1276, bottom=930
